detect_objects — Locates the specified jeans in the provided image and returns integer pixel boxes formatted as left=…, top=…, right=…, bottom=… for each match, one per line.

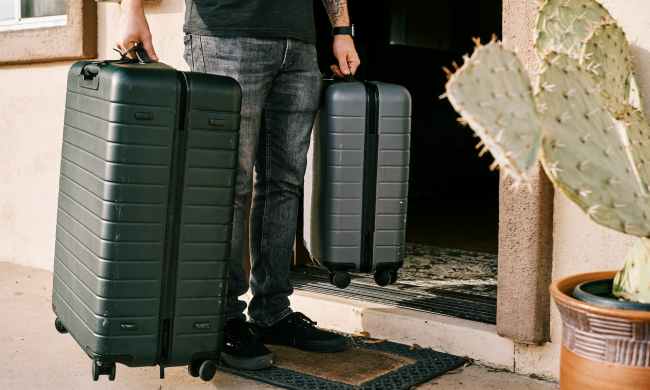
left=184, top=35, right=321, bottom=326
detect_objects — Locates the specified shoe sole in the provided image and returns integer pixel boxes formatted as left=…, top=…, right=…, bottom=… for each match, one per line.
left=220, top=351, right=274, bottom=371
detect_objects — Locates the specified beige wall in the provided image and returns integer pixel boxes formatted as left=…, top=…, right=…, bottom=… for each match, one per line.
left=0, top=63, right=68, bottom=269
left=0, top=1, right=186, bottom=270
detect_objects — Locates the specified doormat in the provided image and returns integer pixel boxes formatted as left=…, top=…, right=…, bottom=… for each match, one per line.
left=218, top=338, right=466, bottom=390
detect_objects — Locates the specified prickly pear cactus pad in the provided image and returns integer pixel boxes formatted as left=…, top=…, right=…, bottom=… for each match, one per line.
left=628, top=73, right=644, bottom=111
left=581, top=23, right=636, bottom=112
left=617, top=107, right=650, bottom=194
left=613, top=238, right=650, bottom=303
left=535, top=0, right=613, bottom=59
left=445, top=42, right=542, bottom=187
left=537, top=55, right=650, bottom=237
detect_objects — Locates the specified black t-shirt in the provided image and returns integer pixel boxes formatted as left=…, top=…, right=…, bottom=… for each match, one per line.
left=184, top=0, right=316, bottom=44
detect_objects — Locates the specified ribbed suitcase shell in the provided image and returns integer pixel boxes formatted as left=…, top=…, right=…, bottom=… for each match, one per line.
left=52, top=60, right=241, bottom=370
left=304, top=81, right=412, bottom=285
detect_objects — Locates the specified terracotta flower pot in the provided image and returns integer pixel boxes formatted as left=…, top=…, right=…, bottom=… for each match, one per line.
left=550, top=271, right=650, bottom=390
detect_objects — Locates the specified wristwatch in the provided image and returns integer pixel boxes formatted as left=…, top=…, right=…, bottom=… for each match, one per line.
left=332, top=25, right=355, bottom=37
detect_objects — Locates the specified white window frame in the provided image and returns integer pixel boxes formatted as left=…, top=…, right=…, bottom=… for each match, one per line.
left=0, top=0, right=67, bottom=32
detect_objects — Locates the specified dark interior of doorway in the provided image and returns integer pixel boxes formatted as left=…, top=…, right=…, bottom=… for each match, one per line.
left=293, top=0, right=502, bottom=324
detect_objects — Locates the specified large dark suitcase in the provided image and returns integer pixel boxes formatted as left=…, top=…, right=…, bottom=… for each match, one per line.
left=51, top=57, right=241, bottom=381
left=304, top=80, right=412, bottom=288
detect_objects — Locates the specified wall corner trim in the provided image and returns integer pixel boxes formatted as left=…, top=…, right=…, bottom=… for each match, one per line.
left=496, top=0, right=554, bottom=345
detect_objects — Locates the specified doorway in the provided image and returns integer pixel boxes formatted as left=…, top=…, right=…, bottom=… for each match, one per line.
left=297, top=0, right=503, bottom=323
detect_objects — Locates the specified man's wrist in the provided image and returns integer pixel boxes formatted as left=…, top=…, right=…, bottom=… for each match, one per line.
left=121, top=0, right=144, bottom=12
left=333, top=35, right=354, bottom=43
left=332, top=25, right=354, bottom=37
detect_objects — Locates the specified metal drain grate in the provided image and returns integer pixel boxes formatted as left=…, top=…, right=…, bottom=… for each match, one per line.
left=291, top=269, right=497, bottom=324
left=219, top=338, right=466, bottom=390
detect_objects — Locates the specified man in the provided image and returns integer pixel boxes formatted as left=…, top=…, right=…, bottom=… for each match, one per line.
left=118, top=0, right=361, bottom=370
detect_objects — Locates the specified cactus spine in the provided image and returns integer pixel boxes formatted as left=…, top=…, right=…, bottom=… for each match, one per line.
left=445, top=40, right=542, bottom=189
left=535, top=0, right=613, bottom=60
left=581, top=24, right=638, bottom=110
left=445, top=0, right=650, bottom=303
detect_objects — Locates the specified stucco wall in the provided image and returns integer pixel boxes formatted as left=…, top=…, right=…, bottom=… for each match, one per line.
left=0, top=1, right=186, bottom=270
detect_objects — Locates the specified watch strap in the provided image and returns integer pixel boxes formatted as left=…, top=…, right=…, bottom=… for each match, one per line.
left=332, top=25, right=355, bottom=37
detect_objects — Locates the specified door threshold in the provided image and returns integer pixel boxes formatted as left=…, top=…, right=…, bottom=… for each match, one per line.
left=291, top=267, right=496, bottom=324
left=286, top=287, right=515, bottom=371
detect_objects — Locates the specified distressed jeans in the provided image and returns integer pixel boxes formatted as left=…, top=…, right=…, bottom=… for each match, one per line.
left=184, top=35, right=321, bottom=326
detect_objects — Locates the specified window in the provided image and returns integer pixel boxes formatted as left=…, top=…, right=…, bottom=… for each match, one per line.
left=0, top=0, right=96, bottom=65
left=0, top=0, right=67, bottom=32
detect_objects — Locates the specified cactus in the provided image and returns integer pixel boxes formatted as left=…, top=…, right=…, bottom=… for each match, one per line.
left=581, top=23, right=641, bottom=112
left=535, top=0, right=613, bottom=59
left=444, top=0, right=650, bottom=303
left=617, top=107, right=650, bottom=195
left=445, top=40, right=542, bottom=188
left=537, top=55, right=650, bottom=236
left=613, top=238, right=650, bottom=303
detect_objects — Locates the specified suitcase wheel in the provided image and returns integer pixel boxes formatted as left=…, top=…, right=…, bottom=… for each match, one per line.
left=54, top=318, right=68, bottom=334
left=374, top=270, right=392, bottom=287
left=92, top=360, right=116, bottom=382
left=188, top=361, right=201, bottom=378
left=199, top=360, right=217, bottom=382
left=330, top=272, right=351, bottom=289
left=389, top=270, right=399, bottom=285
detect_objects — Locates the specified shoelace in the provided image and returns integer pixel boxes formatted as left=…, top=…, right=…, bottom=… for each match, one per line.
left=288, top=313, right=318, bottom=329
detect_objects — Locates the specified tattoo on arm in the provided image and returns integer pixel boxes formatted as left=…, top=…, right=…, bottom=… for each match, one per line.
left=321, top=0, right=350, bottom=27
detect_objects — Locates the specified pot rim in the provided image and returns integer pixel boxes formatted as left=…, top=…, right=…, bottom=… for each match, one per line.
left=550, top=271, right=650, bottom=320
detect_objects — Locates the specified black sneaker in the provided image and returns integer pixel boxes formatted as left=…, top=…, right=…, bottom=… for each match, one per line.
left=221, top=318, right=274, bottom=370
left=260, top=312, right=348, bottom=353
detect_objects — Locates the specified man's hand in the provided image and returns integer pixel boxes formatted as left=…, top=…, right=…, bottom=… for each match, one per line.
left=116, top=0, right=158, bottom=61
left=331, top=35, right=360, bottom=77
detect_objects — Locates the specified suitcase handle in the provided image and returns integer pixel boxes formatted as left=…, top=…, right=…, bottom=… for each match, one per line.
left=78, top=43, right=153, bottom=90
left=325, top=73, right=357, bottom=82
left=115, top=42, right=153, bottom=64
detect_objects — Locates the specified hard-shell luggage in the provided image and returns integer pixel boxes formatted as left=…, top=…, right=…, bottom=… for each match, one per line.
left=51, top=55, right=241, bottom=381
left=303, top=80, right=412, bottom=289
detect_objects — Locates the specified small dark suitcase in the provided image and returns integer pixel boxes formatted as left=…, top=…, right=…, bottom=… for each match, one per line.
left=304, top=80, right=412, bottom=288
left=51, top=56, right=241, bottom=381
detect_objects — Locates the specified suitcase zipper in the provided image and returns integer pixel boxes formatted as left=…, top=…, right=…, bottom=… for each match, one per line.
left=157, top=72, right=190, bottom=364
left=360, top=82, right=380, bottom=273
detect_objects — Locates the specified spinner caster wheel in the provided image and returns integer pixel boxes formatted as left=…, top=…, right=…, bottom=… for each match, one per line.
left=108, top=364, right=116, bottom=381
left=54, top=318, right=68, bottom=334
left=188, top=360, right=201, bottom=378
left=92, top=360, right=116, bottom=381
left=374, top=270, right=392, bottom=286
left=331, top=271, right=351, bottom=289
left=389, top=270, right=399, bottom=284
left=92, top=361, right=99, bottom=381
left=199, top=360, right=218, bottom=382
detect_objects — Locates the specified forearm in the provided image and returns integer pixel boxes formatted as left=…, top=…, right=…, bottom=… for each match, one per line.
left=321, top=0, right=350, bottom=27
left=121, top=0, right=144, bottom=12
